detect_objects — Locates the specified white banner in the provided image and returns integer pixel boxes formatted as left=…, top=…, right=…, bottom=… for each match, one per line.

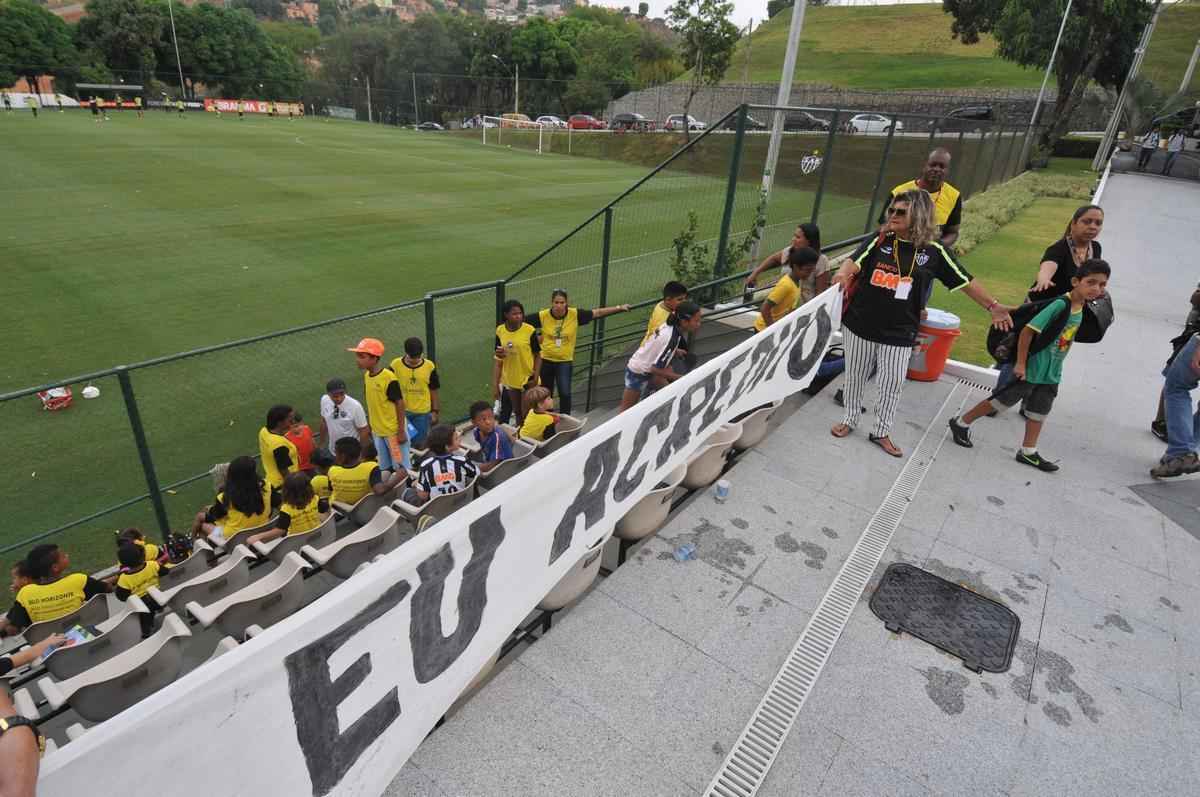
left=37, top=288, right=841, bottom=797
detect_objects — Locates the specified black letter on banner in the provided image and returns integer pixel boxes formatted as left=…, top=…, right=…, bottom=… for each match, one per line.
left=727, top=334, right=778, bottom=407
left=657, top=371, right=718, bottom=469
left=787, top=306, right=832, bottom=380
left=613, top=402, right=674, bottom=502
left=549, top=433, right=621, bottom=565
left=699, top=352, right=745, bottom=431
left=286, top=579, right=411, bottom=796
left=411, top=507, right=507, bottom=683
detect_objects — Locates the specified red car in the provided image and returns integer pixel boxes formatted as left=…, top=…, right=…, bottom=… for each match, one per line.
left=568, top=114, right=606, bottom=130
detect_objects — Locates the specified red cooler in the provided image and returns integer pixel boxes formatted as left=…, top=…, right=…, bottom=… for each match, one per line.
left=907, top=309, right=961, bottom=382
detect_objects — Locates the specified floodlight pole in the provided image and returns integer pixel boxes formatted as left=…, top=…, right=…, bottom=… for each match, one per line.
left=412, top=72, right=419, bottom=125
left=1018, top=0, right=1072, bottom=171
left=1092, top=0, right=1164, bottom=170
left=1182, top=38, right=1200, bottom=93
left=165, top=0, right=186, bottom=100
left=750, top=0, right=808, bottom=261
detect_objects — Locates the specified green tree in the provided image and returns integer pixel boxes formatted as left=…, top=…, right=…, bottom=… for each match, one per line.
left=75, top=0, right=164, bottom=85
left=0, top=0, right=78, bottom=92
left=668, top=0, right=738, bottom=137
left=942, top=0, right=1151, bottom=156
left=230, top=0, right=285, bottom=21
left=262, top=20, right=320, bottom=58
left=635, top=26, right=681, bottom=85
left=766, top=0, right=787, bottom=18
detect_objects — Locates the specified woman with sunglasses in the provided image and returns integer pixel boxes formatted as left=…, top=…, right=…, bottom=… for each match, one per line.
left=527, top=289, right=632, bottom=415
left=830, top=189, right=1013, bottom=458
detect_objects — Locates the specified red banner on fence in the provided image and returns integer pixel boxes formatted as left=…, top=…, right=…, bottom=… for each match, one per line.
left=204, top=98, right=303, bottom=115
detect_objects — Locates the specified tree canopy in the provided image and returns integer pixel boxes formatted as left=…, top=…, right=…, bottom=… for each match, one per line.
left=0, top=0, right=78, bottom=91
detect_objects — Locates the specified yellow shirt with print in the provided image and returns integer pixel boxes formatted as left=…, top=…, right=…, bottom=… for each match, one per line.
left=283, top=495, right=325, bottom=535
left=755, top=273, right=801, bottom=332
left=890, top=179, right=961, bottom=227
left=330, top=461, right=379, bottom=506
left=643, top=302, right=671, bottom=344
left=520, top=410, right=556, bottom=441
left=16, top=574, right=89, bottom=624
left=538, top=308, right=582, bottom=363
left=311, top=474, right=331, bottom=499
left=116, top=561, right=165, bottom=598
left=258, top=426, right=299, bottom=489
left=495, top=323, right=537, bottom=390
left=216, top=485, right=272, bottom=538
left=391, top=357, right=437, bottom=414
left=363, top=367, right=402, bottom=436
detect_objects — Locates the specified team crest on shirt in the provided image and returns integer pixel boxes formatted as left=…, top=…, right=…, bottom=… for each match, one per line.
left=880, top=245, right=893, bottom=255
left=916, top=251, right=929, bottom=266
left=800, top=152, right=823, bottom=175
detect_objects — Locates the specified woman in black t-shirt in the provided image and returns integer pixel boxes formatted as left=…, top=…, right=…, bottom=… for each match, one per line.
left=1027, top=205, right=1103, bottom=303
left=830, top=190, right=1013, bottom=458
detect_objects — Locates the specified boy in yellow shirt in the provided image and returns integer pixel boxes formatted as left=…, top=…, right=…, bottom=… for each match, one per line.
left=391, top=337, right=440, bottom=448
left=755, top=246, right=820, bottom=331
left=519, top=386, right=560, bottom=441
left=348, top=337, right=410, bottom=473
left=643, top=281, right=689, bottom=343
left=492, top=301, right=541, bottom=426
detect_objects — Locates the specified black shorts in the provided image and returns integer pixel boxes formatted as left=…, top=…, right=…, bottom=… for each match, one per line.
left=989, top=380, right=1058, bottom=421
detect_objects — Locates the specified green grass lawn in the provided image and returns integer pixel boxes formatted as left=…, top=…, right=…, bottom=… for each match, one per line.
left=932, top=196, right=1084, bottom=365
left=725, top=4, right=1042, bottom=89
left=1141, top=4, right=1200, bottom=95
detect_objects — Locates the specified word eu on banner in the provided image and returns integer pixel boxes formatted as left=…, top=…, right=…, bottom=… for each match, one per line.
left=37, top=288, right=842, bottom=797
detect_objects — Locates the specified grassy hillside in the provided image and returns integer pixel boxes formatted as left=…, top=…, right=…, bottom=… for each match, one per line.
left=1141, top=3, right=1200, bottom=95
left=725, top=4, right=1041, bottom=89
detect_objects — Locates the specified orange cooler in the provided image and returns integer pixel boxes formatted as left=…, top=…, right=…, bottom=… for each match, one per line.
left=907, top=309, right=961, bottom=382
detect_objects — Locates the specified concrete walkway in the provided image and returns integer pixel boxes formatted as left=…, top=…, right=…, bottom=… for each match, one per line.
left=389, top=173, right=1200, bottom=796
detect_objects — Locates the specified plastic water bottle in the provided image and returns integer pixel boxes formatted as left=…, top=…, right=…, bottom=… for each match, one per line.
left=493, top=399, right=502, bottom=415
left=673, top=542, right=697, bottom=562
left=713, top=479, right=731, bottom=503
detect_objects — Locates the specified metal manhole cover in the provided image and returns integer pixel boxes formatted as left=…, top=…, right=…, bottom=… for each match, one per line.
left=869, top=563, right=1019, bottom=673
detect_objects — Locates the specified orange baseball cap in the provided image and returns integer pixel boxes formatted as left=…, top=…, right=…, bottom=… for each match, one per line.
left=347, top=338, right=385, bottom=356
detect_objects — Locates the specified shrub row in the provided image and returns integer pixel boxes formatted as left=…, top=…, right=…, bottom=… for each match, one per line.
left=954, top=171, right=1094, bottom=257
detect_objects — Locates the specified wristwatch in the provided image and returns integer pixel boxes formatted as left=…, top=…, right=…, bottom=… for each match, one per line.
left=0, top=715, right=45, bottom=754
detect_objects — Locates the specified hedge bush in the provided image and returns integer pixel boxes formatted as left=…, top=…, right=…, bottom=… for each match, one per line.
left=1051, top=137, right=1101, bottom=159
left=954, top=172, right=1093, bottom=256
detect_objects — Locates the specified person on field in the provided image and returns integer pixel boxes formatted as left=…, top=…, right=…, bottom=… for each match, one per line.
left=745, top=223, right=832, bottom=292
left=493, top=300, right=541, bottom=426
left=391, top=337, right=440, bottom=448
left=27, top=94, right=38, bottom=119
left=348, top=338, right=410, bottom=473
left=2, top=92, right=10, bottom=113
left=318, top=377, right=370, bottom=455
left=528, top=289, right=630, bottom=415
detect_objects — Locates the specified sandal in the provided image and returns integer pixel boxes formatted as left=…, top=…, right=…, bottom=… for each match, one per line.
left=869, top=434, right=903, bottom=458
left=831, top=423, right=852, bottom=438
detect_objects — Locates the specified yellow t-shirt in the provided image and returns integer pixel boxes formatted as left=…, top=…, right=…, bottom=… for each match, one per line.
left=390, top=357, right=437, bottom=414
left=16, top=574, right=88, bottom=624
left=520, top=410, right=557, bottom=441
left=116, top=561, right=164, bottom=598
left=216, top=485, right=273, bottom=537
left=754, top=274, right=801, bottom=332
left=538, top=308, right=581, bottom=363
left=643, top=302, right=671, bottom=344
left=363, top=368, right=402, bottom=436
left=311, top=474, right=331, bottom=499
left=495, top=323, right=538, bottom=390
left=890, top=179, right=961, bottom=227
left=282, top=495, right=324, bottom=535
left=329, top=461, right=379, bottom=506
left=258, top=427, right=299, bottom=489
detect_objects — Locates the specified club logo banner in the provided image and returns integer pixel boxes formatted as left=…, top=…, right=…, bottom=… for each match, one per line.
left=37, top=287, right=842, bottom=797
left=204, top=98, right=303, bottom=115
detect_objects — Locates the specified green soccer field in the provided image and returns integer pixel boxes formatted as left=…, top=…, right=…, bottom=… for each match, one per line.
left=2, top=110, right=869, bottom=577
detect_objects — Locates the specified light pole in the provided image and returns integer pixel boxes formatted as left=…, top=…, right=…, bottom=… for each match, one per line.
left=491, top=54, right=518, bottom=116
left=165, top=0, right=186, bottom=99
left=353, top=75, right=373, bottom=123
left=1018, top=0, right=1073, bottom=171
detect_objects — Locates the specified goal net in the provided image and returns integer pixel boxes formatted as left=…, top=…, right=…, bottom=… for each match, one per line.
left=479, top=115, right=551, bottom=154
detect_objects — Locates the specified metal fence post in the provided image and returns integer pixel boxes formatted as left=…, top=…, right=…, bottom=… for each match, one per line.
left=1000, top=127, right=1019, bottom=183
left=810, top=109, right=840, bottom=224
left=424, top=294, right=437, bottom=363
left=586, top=208, right=614, bottom=413
left=864, top=122, right=897, bottom=234
left=494, top=280, right=506, bottom=324
left=713, top=105, right=748, bottom=279
left=954, top=129, right=965, bottom=164
left=116, top=367, right=171, bottom=541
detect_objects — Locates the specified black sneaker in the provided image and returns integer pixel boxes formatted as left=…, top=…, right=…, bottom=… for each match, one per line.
left=947, top=417, right=973, bottom=448
left=1151, top=420, right=1168, bottom=442
left=1015, top=450, right=1059, bottom=472
left=833, top=388, right=844, bottom=407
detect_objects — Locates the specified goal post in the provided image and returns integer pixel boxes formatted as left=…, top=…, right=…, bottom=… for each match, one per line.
left=481, top=115, right=545, bottom=154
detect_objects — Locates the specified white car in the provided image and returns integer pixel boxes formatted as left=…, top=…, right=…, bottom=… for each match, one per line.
left=847, top=113, right=903, bottom=135
left=536, top=115, right=567, bottom=128
left=664, top=114, right=707, bottom=131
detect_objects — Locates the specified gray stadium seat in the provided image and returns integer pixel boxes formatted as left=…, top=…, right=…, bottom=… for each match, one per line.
left=476, top=439, right=536, bottom=492
left=43, top=595, right=151, bottom=681
left=332, top=482, right=406, bottom=528
left=732, top=400, right=783, bottom=451
left=615, top=463, right=688, bottom=542
left=210, top=516, right=278, bottom=553
left=301, top=506, right=407, bottom=579
left=522, top=414, right=588, bottom=458
left=146, top=545, right=253, bottom=615
left=37, top=612, right=192, bottom=723
left=250, top=512, right=336, bottom=563
left=538, top=531, right=610, bottom=611
left=23, top=595, right=110, bottom=645
left=157, top=539, right=215, bottom=588
left=392, top=472, right=477, bottom=528
left=682, top=422, right=742, bottom=490
left=186, top=552, right=308, bottom=640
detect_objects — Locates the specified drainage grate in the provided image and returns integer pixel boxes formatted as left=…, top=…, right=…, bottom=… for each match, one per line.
left=703, top=381, right=971, bottom=797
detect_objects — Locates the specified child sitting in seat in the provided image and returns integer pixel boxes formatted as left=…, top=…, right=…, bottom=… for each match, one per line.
left=0, top=544, right=111, bottom=637
left=9, top=560, right=31, bottom=597
left=248, top=471, right=330, bottom=547
left=519, top=386, right=559, bottom=442
left=309, top=448, right=334, bottom=499
left=468, top=400, right=515, bottom=473
left=105, top=528, right=164, bottom=587
left=191, top=456, right=276, bottom=545
left=403, top=425, right=478, bottom=505
left=114, top=542, right=172, bottom=637
left=328, top=437, right=407, bottom=507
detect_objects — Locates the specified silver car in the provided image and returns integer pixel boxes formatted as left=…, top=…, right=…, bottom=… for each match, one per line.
left=847, top=113, right=903, bottom=134
left=664, top=114, right=707, bottom=132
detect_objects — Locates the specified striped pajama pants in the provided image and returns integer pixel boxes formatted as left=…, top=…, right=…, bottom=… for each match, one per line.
left=841, top=327, right=910, bottom=438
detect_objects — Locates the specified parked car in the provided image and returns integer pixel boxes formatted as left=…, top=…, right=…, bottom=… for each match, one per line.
left=663, top=114, right=707, bottom=132
left=536, top=115, right=567, bottom=128
left=415, top=121, right=444, bottom=131
left=847, top=113, right=903, bottom=134
left=500, top=112, right=533, bottom=128
left=568, top=113, right=606, bottom=130
left=722, top=114, right=768, bottom=131
left=928, top=105, right=993, bottom=133
left=783, top=111, right=831, bottom=132
left=611, top=112, right=655, bottom=132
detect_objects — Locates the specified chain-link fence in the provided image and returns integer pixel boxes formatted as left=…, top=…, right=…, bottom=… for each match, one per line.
left=1, top=103, right=1039, bottom=578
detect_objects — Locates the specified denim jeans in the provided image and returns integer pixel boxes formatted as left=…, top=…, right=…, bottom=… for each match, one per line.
left=540, top=360, right=575, bottom=414
left=406, top=412, right=431, bottom=448
left=1163, top=334, right=1200, bottom=459
left=995, top=361, right=1016, bottom=392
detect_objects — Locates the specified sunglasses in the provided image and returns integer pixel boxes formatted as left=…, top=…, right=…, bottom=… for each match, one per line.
left=332, top=406, right=344, bottom=419
left=886, top=207, right=908, bottom=217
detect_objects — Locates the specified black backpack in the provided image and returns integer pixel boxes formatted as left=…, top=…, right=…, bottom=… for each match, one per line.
left=987, top=292, right=1114, bottom=364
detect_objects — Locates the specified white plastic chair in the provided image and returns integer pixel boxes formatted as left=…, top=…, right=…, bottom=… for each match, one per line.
left=146, top=545, right=254, bottom=615
left=22, top=595, right=111, bottom=645
left=476, top=440, right=536, bottom=492
left=682, top=422, right=742, bottom=490
left=615, top=464, right=687, bottom=542
left=523, top=414, right=588, bottom=458
left=301, top=506, right=407, bottom=579
left=251, top=513, right=336, bottom=564
left=332, top=483, right=405, bottom=528
left=731, top=400, right=782, bottom=451
left=209, top=516, right=277, bottom=553
left=157, top=539, right=216, bottom=589
left=37, top=613, right=192, bottom=722
left=538, top=532, right=610, bottom=611
left=43, top=595, right=151, bottom=680
left=186, top=552, right=309, bottom=640
left=392, top=473, right=478, bottom=528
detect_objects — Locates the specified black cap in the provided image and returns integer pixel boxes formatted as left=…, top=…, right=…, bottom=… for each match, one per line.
left=326, top=378, right=347, bottom=393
